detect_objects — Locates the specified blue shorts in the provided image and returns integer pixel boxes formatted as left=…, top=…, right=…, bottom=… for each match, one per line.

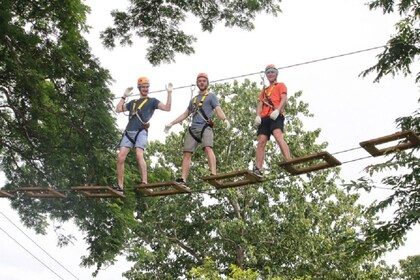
left=120, top=130, right=148, bottom=149
left=257, top=115, right=285, bottom=140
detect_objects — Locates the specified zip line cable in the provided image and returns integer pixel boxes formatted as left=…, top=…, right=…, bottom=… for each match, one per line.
left=0, top=224, right=65, bottom=280
left=114, top=44, right=387, bottom=99
left=0, top=211, right=80, bottom=280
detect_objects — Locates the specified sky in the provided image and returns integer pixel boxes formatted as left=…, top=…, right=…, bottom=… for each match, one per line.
left=1, top=0, right=419, bottom=279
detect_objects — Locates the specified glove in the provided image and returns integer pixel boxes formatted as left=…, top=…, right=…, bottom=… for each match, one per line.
left=123, top=87, right=133, bottom=98
left=270, top=109, right=279, bottom=120
left=254, top=116, right=261, bottom=127
left=223, top=119, right=231, bottom=129
left=166, top=83, right=173, bottom=92
left=164, top=123, right=173, bottom=134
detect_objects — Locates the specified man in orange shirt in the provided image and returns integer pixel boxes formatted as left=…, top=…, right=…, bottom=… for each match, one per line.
left=253, top=64, right=291, bottom=177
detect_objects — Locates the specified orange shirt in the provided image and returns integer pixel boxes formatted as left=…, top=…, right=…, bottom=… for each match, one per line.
left=258, top=82, right=287, bottom=117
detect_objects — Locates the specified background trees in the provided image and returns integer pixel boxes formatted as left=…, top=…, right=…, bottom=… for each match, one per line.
left=118, top=82, right=393, bottom=279
left=0, top=0, right=135, bottom=266
left=0, top=0, right=418, bottom=278
left=360, top=0, right=419, bottom=83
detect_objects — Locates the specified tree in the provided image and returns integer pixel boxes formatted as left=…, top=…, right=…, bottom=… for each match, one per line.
left=0, top=0, right=140, bottom=273
left=344, top=0, right=420, bottom=263
left=360, top=0, right=419, bottom=83
left=100, top=0, right=283, bottom=65
left=187, top=257, right=261, bottom=280
left=119, top=81, right=394, bottom=279
left=399, top=254, right=420, bottom=280
left=345, top=108, right=420, bottom=249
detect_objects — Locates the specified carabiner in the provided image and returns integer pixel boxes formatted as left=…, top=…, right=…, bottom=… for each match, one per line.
left=260, top=71, right=266, bottom=88
left=190, top=84, right=196, bottom=99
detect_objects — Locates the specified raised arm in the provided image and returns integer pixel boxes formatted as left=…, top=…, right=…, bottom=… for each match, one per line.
left=115, top=87, right=133, bottom=113
left=158, top=83, right=173, bottom=112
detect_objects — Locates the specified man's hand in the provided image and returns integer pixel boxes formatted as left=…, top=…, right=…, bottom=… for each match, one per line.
left=254, top=116, right=261, bottom=127
left=123, top=87, right=133, bottom=98
left=166, top=83, right=173, bottom=93
left=223, top=119, right=231, bottom=129
left=270, top=109, right=279, bottom=120
left=164, top=123, right=173, bottom=134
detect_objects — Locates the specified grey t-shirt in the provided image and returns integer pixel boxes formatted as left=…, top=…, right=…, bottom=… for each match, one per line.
left=125, top=97, right=160, bottom=131
left=188, top=92, right=220, bottom=129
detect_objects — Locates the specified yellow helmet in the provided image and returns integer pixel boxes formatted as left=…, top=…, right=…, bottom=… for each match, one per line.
left=137, top=76, right=150, bottom=86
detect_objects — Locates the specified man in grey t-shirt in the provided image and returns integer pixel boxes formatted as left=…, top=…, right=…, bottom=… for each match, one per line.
left=114, top=76, right=172, bottom=193
left=164, top=73, right=230, bottom=186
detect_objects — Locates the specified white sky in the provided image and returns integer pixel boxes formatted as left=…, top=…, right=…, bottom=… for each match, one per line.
left=1, top=0, right=419, bottom=279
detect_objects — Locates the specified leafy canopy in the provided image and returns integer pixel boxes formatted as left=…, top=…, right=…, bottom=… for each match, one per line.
left=100, top=0, right=282, bottom=65
left=360, top=0, right=420, bottom=83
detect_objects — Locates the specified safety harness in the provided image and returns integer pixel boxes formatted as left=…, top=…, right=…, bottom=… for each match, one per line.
left=262, top=83, right=277, bottom=114
left=189, top=91, right=214, bottom=143
left=124, top=98, right=150, bottom=144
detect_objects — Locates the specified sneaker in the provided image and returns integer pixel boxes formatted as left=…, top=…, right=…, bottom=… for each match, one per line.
left=175, top=178, right=188, bottom=187
left=252, top=166, right=263, bottom=178
left=113, top=185, right=124, bottom=194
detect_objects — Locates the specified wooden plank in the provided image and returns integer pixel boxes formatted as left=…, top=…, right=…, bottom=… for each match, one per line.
left=0, top=190, right=14, bottom=198
left=202, top=170, right=262, bottom=189
left=134, top=182, right=192, bottom=196
left=360, top=130, right=420, bottom=157
left=71, top=186, right=124, bottom=198
left=16, top=187, right=67, bottom=198
left=278, top=151, right=341, bottom=175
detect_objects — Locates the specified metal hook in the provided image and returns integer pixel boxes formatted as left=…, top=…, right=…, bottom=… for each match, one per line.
left=260, top=71, right=266, bottom=89
left=190, top=84, right=196, bottom=99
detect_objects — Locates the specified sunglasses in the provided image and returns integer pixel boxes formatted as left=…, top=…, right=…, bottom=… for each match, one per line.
left=265, top=68, right=278, bottom=74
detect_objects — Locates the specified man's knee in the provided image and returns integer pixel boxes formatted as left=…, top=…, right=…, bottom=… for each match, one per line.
left=257, top=138, right=267, bottom=149
left=183, top=151, right=193, bottom=160
left=203, top=146, right=214, bottom=154
left=117, top=149, right=129, bottom=163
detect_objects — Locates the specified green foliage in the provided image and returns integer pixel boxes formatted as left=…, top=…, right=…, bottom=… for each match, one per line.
left=100, top=0, right=282, bottom=65
left=122, top=81, right=392, bottom=279
left=399, top=254, right=420, bottom=279
left=361, top=0, right=419, bottom=83
left=345, top=107, right=419, bottom=249
left=0, top=0, right=141, bottom=274
left=188, top=257, right=260, bottom=280
left=1, top=1, right=414, bottom=278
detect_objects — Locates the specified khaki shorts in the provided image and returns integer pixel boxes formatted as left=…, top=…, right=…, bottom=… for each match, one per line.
left=183, top=126, right=214, bottom=153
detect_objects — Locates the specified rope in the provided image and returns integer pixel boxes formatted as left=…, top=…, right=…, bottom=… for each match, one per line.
left=0, top=211, right=80, bottom=279
left=114, top=45, right=387, bottom=99
left=0, top=225, right=65, bottom=280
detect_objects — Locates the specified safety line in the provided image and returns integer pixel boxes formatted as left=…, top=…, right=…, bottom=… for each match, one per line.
left=0, top=211, right=80, bottom=280
left=330, top=146, right=363, bottom=155
left=2, top=141, right=412, bottom=196
left=115, top=45, right=387, bottom=99
left=0, top=224, right=65, bottom=280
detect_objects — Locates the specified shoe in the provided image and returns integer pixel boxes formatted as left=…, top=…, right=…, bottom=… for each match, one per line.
left=113, top=185, right=124, bottom=194
left=252, top=166, right=263, bottom=178
left=175, top=178, right=188, bottom=187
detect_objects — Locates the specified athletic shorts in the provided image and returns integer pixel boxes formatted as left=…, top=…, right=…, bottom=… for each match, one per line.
left=119, top=130, right=148, bottom=149
left=257, top=115, right=285, bottom=140
left=183, top=126, right=214, bottom=153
